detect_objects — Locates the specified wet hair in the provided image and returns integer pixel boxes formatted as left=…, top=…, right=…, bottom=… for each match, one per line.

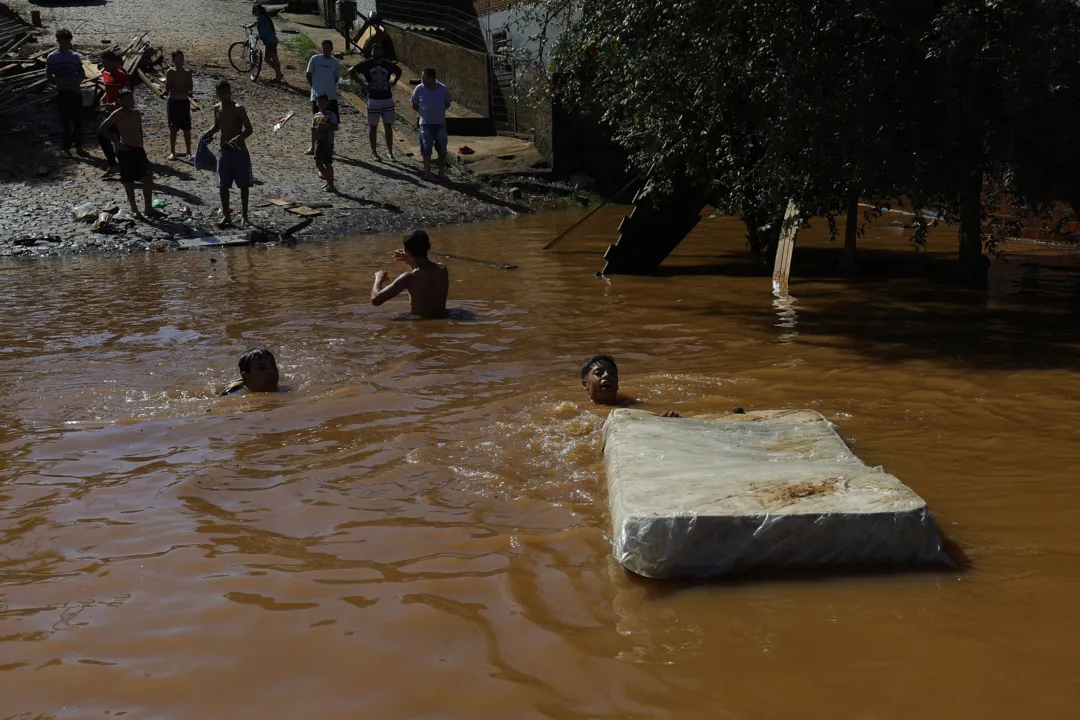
left=316, top=92, right=329, bottom=101
left=101, top=50, right=122, bottom=63
left=56, top=28, right=73, bottom=40
left=581, top=355, right=617, bottom=380
left=216, top=79, right=231, bottom=93
left=422, top=66, right=436, bottom=77
left=253, top=4, right=268, bottom=16
left=403, top=229, right=430, bottom=258
left=239, top=348, right=275, bottom=374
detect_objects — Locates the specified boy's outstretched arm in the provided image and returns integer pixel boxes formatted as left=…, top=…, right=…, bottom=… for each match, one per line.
left=371, top=270, right=411, bottom=306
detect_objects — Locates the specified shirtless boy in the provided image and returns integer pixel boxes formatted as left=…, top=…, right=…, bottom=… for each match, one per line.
left=219, top=348, right=280, bottom=396
left=580, top=355, right=682, bottom=417
left=203, top=80, right=253, bottom=227
left=371, top=229, right=449, bottom=318
left=165, top=50, right=194, bottom=160
left=98, top=89, right=156, bottom=218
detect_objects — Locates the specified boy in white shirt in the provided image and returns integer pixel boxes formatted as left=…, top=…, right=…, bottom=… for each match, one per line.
left=305, top=39, right=341, bottom=155
left=410, top=67, right=453, bottom=180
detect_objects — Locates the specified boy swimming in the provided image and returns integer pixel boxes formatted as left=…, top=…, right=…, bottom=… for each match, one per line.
left=220, top=348, right=280, bottom=395
left=371, top=229, right=450, bottom=319
left=580, top=355, right=681, bottom=417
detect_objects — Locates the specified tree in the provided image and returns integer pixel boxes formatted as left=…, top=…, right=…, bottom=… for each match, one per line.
left=525, top=0, right=1080, bottom=288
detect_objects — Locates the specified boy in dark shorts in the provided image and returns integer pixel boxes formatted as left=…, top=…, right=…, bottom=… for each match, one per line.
left=98, top=89, right=157, bottom=218
left=165, top=50, right=194, bottom=160
left=98, top=50, right=129, bottom=177
left=219, top=348, right=280, bottom=395
left=203, top=79, right=254, bottom=227
left=312, top=92, right=338, bottom=192
left=580, top=355, right=682, bottom=417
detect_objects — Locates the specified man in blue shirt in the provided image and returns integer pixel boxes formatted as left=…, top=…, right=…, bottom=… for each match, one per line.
left=410, top=67, right=453, bottom=180
left=45, top=28, right=86, bottom=155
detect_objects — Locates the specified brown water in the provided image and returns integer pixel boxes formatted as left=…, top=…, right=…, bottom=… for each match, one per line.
left=2, top=210, right=1080, bottom=719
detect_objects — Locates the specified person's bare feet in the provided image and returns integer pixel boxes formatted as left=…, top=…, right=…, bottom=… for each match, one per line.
left=303, top=148, right=314, bottom=156
left=371, top=150, right=382, bottom=161
left=323, top=183, right=337, bottom=193
left=218, top=216, right=233, bottom=229
left=166, top=153, right=177, bottom=161
left=241, top=214, right=250, bottom=227
left=144, top=208, right=165, bottom=219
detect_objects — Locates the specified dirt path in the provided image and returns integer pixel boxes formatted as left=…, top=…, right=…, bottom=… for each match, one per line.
left=0, top=1, right=526, bottom=257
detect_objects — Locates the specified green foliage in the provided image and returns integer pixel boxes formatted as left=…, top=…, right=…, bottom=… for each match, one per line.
left=284, top=33, right=318, bottom=58
left=524, top=0, right=1080, bottom=284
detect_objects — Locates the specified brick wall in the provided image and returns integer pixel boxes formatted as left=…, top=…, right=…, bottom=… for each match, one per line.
left=385, top=26, right=491, bottom=116
left=472, top=0, right=522, bottom=16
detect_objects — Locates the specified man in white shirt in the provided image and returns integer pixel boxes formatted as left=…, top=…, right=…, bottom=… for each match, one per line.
left=305, top=39, right=341, bottom=155
left=410, top=67, right=453, bottom=180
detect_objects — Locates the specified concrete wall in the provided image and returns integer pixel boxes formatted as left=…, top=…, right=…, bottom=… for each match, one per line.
left=385, top=25, right=491, bottom=117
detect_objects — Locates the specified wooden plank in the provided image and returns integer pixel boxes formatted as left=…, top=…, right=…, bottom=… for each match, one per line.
left=176, top=235, right=252, bottom=249
left=287, top=206, right=323, bottom=217
left=264, top=196, right=297, bottom=206
left=137, top=68, right=165, bottom=97
left=772, top=199, right=800, bottom=293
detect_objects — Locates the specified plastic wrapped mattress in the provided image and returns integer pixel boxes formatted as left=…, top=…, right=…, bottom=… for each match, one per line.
left=603, top=409, right=949, bottom=578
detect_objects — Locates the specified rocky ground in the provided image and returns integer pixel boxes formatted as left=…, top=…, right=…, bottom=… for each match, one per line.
left=0, top=0, right=530, bottom=258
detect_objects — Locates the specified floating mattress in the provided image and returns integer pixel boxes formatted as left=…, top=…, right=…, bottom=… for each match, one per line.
left=602, top=409, right=949, bottom=578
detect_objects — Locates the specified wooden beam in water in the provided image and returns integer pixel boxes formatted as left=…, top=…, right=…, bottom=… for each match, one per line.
left=772, top=199, right=800, bottom=293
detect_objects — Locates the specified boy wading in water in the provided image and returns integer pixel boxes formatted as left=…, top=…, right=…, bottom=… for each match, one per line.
left=580, top=355, right=681, bottom=417
left=220, top=348, right=280, bottom=396
left=98, top=89, right=158, bottom=218
left=203, top=80, right=254, bottom=227
left=371, top=229, right=449, bottom=318
left=165, top=50, right=194, bottom=160
left=312, top=92, right=339, bottom=192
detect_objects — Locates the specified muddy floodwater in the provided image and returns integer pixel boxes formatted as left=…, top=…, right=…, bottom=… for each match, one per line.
left=2, top=209, right=1080, bottom=718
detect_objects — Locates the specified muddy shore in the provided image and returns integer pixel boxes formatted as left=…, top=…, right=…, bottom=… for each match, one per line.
left=0, top=0, right=536, bottom=258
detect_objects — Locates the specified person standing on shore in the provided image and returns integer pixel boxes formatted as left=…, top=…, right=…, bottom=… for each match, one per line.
left=312, top=93, right=339, bottom=192
left=165, top=50, right=194, bottom=160
left=203, top=80, right=254, bottom=227
left=98, top=50, right=130, bottom=177
left=410, top=67, right=452, bottom=181
left=98, top=89, right=157, bottom=219
left=304, top=39, right=340, bottom=156
left=247, top=4, right=284, bottom=82
left=349, top=42, right=401, bottom=161
left=45, top=28, right=86, bottom=156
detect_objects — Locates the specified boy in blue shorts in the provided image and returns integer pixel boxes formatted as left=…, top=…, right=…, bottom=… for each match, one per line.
left=203, top=80, right=253, bottom=227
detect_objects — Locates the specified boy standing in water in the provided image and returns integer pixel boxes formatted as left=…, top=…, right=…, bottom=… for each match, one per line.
left=165, top=50, right=194, bottom=160
left=371, top=229, right=449, bottom=318
left=203, top=80, right=253, bottom=227
left=580, top=355, right=682, bottom=417
left=98, top=89, right=157, bottom=218
left=312, top=92, right=338, bottom=192
left=220, top=348, right=280, bottom=395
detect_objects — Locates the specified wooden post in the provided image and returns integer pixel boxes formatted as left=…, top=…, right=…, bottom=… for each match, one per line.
left=772, top=199, right=800, bottom=293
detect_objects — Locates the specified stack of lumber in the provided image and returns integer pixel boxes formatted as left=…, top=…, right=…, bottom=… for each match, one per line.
left=0, top=33, right=152, bottom=120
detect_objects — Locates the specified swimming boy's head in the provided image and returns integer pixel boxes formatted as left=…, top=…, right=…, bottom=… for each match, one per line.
left=403, top=229, right=430, bottom=260
left=239, top=348, right=279, bottom=392
left=581, top=355, right=618, bottom=405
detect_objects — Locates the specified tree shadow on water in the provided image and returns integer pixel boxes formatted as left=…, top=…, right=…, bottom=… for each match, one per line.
left=670, top=246, right=1080, bottom=372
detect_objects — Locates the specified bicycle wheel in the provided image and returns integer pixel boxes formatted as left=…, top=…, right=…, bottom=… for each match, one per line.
left=250, top=48, right=263, bottom=82
left=229, top=41, right=253, bottom=74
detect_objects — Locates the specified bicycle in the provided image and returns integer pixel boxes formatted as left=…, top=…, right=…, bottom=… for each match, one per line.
left=228, top=26, right=263, bottom=82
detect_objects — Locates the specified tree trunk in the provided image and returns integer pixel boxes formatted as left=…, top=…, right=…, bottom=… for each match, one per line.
left=839, top=190, right=859, bottom=274
left=958, top=167, right=988, bottom=290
